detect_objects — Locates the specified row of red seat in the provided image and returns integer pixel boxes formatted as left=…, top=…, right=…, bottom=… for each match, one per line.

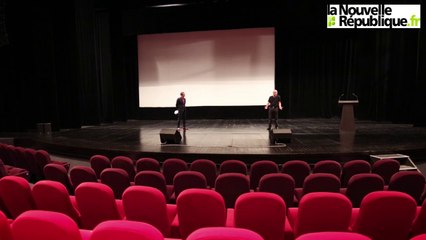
left=1, top=176, right=426, bottom=240
left=89, top=156, right=403, bottom=188
left=1, top=210, right=376, bottom=240
left=0, top=143, right=70, bottom=181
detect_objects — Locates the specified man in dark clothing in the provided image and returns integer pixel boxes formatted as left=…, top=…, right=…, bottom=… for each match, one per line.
left=176, top=91, right=186, bottom=130
left=264, top=89, right=283, bottom=130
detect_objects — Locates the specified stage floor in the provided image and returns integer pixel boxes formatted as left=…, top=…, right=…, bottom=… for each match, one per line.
left=12, top=118, right=426, bottom=163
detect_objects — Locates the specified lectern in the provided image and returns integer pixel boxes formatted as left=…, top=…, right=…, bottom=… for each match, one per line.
left=338, top=99, right=359, bottom=133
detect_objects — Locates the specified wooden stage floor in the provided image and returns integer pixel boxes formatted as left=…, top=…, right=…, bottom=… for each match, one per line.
left=13, top=118, right=426, bottom=164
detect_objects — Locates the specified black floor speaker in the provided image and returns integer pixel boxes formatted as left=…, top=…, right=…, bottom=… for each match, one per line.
left=160, top=129, right=182, bottom=144
left=269, top=128, right=292, bottom=144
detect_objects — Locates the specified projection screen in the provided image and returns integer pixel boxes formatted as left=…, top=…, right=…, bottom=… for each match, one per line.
left=138, top=28, right=275, bottom=107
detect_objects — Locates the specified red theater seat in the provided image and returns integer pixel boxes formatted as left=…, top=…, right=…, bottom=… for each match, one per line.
left=296, top=232, right=371, bottom=240
left=411, top=199, right=426, bottom=236
left=259, top=173, right=295, bottom=207
left=249, top=160, right=279, bottom=190
left=296, top=173, right=341, bottom=200
left=122, top=186, right=176, bottom=237
left=289, top=192, right=352, bottom=238
left=0, top=159, right=29, bottom=180
left=43, top=163, right=74, bottom=194
left=351, top=191, right=417, bottom=240
left=136, top=157, right=161, bottom=172
left=135, top=170, right=171, bottom=202
left=70, top=166, right=98, bottom=189
left=281, top=160, right=311, bottom=188
left=35, top=150, right=70, bottom=176
left=162, top=158, right=188, bottom=185
left=173, top=171, right=207, bottom=198
left=341, top=160, right=371, bottom=187
left=32, top=180, right=81, bottom=225
left=187, top=227, right=264, bottom=240
left=90, top=220, right=163, bottom=240
left=12, top=210, right=85, bottom=240
left=176, top=189, right=227, bottom=239
left=90, top=154, right=111, bottom=179
left=312, top=160, right=342, bottom=178
left=0, top=211, right=12, bottom=240
left=234, top=192, right=286, bottom=240
left=215, top=173, right=250, bottom=208
left=75, top=182, right=124, bottom=229
left=388, top=171, right=425, bottom=203
left=371, top=159, right=400, bottom=185
left=111, top=156, right=136, bottom=180
left=0, top=176, right=36, bottom=219
left=100, top=168, right=131, bottom=199
left=190, top=159, right=217, bottom=188
left=219, top=160, right=247, bottom=175
left=344, top=173, right=384, bottom=207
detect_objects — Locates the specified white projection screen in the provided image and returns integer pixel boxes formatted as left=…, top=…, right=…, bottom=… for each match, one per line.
left=138, top=28, right=275, bottom=107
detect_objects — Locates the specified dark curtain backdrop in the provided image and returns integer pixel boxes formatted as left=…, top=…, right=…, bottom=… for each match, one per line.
left=0, top=0, right=425, bottom=132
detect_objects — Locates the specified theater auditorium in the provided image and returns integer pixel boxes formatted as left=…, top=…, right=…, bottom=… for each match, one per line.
left=0, top=0, right=426, bottom=239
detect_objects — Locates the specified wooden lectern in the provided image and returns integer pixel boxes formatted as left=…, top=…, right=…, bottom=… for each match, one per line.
left=338, top=99, right=359, bottom=133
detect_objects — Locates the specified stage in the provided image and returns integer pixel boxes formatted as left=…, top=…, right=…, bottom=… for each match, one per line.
left=12, top=119, right=426, bottom=164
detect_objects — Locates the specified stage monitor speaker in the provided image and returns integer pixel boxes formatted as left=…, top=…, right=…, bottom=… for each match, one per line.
left=269, top=128, right=292, bottom=144
left=160, top=129, right=182, bottom=144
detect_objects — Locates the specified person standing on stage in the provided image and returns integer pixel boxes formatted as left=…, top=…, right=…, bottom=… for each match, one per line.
left=265, top=89, right=283, bottom=130
left=176, top=91, right=186, bottom=130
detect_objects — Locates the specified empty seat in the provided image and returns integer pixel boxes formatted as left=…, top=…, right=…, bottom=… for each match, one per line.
left=100, top=168, right=131, bottom=199
left=32, top=180, right=80, bottom=225
left=388, top=171, right=425, bottom=203
left=134, top=170, right=170, bottom=202
left=344, top=173, right=384, bottom=208
left=341, top=160, right=371, bottom=187
left=312, top=160, right=342, bottom=178
left=219, top=160, right=247, bottom=175
left=296, top=173, right=341, bottom=200
left=249, top=160, right=279, bottom=189
left=0, top=159, right=29, bottom=180
left=259, top=173, right=295, bottom=207
left=289, top=192, right=352, bottom=238
left=215, top=173, right=250, bottom=208
left=412, top=234, right=426, bottom=240
left=173, top=171, right=207, bottom=198
left=296, top=232, right=371, bottom=240
left=12, top=210, right=83, bottom=240
left=34, top=150, right=70, bottom=177
left=411, top=199, right=426, bottom=236
left=75, top=182, right=123, bottom=229
left=90, top=154, right=110, bottom=178
left=90, top=220, right=163, bottom=240
left=43, top=163, right=74, bottom=194
left=136, top=157, right=161, bottom=172
left=122, top=186, right=176, bottom=237
left=163, top=158, right=188, bottom=185
left=24, top=148, right=43, bottom=180
left=176, top=189, right=227, bottom=239
left=234, top=192, right=286, bottom=240
left=111, top=156, right=136, bottom=180
left=187, top=227, right=263, bottom=240
left=371, top=158, right=400, bottom=185
left=0, top=176, right=36, bottom=219
left=351, top=191, right=417, bottom=240
left=69, top=166, right=98, bottom=189
left=281, top=160, right=311, bottom=188
left=190, top=159, right=217, bottom=188
left=0, top=211, right=13, bottom=240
